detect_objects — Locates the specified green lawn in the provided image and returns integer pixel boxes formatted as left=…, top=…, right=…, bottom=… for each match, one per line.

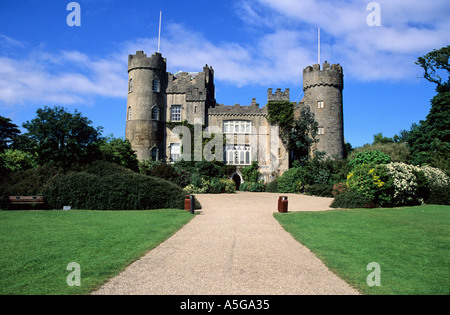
left=0, top=210, right=194, bottom=295
left=274, top=205, right=450, bottom=295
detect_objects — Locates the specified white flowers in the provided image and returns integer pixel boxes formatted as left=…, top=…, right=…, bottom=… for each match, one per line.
left=384, top=162, right=450, bottom=206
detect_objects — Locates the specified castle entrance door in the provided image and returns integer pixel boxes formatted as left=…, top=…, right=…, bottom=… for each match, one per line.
left=232, top=174, right=241, bottom=191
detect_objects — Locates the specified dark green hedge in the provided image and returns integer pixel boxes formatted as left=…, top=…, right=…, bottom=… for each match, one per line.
left=43, top=171, right=186, bottom=210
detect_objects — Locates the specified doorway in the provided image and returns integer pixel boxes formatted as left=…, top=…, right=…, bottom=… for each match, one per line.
left=232, top=173, right=242, bottom=191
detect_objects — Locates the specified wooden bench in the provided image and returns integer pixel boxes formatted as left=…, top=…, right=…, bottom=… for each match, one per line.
left=9, top=196, right=45, bottom=208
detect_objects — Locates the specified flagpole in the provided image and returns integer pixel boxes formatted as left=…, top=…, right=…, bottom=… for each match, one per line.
left=158, top=11, right=162, bottom=53
left=318, top=27, right=320, bottom=65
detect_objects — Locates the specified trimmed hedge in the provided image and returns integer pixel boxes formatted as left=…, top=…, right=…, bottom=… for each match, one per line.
left=43, top=171, right=186, bottom=210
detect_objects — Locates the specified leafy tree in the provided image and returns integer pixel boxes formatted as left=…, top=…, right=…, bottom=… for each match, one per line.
left=22, top=106, right=103, bottom=168
left=408, top=46, right=450, bottom=174
left=416, top=45, right=450, bottom=94
left=99, top=135, right=139, bottom=171
left=0, top=116, right=21, bottom=152
left=373, top=132, right=394, bottom=144
left=0, top=149, right=37, bottom=172
left=288, top=105, right=319, bottom=164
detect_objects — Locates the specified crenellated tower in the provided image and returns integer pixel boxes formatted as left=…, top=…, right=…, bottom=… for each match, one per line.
left=302, top=61, right=344, bottom=158
left=126, top=51, right=167, bottom=161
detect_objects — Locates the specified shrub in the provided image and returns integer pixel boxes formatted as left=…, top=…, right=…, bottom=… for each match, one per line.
left=239, top=181, right=265, bottom=192
left=332, top=182, right=349, bottom=197
left=220, top=178, right=236, bottom=194
left=427, top=185, right=450, bottom=205
left=346, top=164, right=392, bottom=207
left=265, top=179, right=278, bottom=193
left=241, top=161, right=260, bottom=183
left=43, top=171, right=186, bottom=210
left=330, top=190, right=374, bottom=209
left=277, top=167, right=303, bottom=193
left=349, top=150, right=392, bottom=168
left=209, top=178, right=226, bottom=194
left=304, top=183, right=333, bottom=197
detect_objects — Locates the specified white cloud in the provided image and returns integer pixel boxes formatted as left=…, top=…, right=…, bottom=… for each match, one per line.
left=0, top=41, right=128, bottom=107
left=1, top=0, right=448, bottom=108
left=238, top=0, right=450, bottom=81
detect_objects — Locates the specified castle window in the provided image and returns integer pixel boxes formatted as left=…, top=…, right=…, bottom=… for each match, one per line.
left=171, top=105, right=181, bottom=122
left=151, top=147, right=158, bottom=161
left=318, top=100, right=324, bottom=109
left=224, top=145, right=251, bottom=165
left=223, top=121, right=251, bottom=134
left=128, top=106, right=132, bottom=120
left=170, top=143, right=181, bottom=162
left=129, top=79, right=133, bottom=93
left=152, top=78, right=160, bottom=93
left=151, top=106, right=159, bottom=121
left=318, top=127, right=325, bottom=135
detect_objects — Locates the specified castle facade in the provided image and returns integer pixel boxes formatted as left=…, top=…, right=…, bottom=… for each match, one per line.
left=125, top=50, right=344, bottom=183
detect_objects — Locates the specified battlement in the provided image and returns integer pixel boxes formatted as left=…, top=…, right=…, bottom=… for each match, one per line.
left=167, top=65, right=215, bottom=104
left=209, top=98, right=267, bottom=116
left=267, top=88, right=290, bottom=102
left=128, top=51, right=166, bottom=72
left=303, top=61, right=343, bottom=91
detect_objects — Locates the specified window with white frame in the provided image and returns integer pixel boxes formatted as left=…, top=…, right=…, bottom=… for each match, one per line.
left=224, top=144, right=251, bottom=165
left=223, top=120, right=251, bottom=134
left=171, top=105, right=181, bottom=122
left=318, top=100, right=324, bottom=109
left=318, top=127, right=325, bottom=135
left=170, top=143, right=181, bottom=162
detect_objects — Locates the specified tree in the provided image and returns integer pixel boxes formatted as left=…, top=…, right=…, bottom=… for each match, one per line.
left=288, top=105, right=319, bottom=164
left=99, top=135, right=139, bottom=171
left=416, top=45, right=450, bottom=94
left=22, top=106, right=102, bottom=168
left=0, top=116, right=21, bottom=152
left=408, top=46, right=450, bottom=174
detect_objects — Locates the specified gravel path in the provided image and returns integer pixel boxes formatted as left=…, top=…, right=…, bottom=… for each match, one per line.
left=92, top=192, right=359, bottom=295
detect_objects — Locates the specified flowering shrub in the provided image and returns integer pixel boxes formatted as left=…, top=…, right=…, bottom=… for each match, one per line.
left=383, top=163, right=449, bottom=206
left=346, top=164, right=392, bottom=207
left=384, top=163, right=421, bottom=206
left=419, top=165, right=449, bottom=188
left=332, top=182, right=349, bottom=197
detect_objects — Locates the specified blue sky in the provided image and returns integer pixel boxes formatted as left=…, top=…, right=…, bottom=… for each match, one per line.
left=0, top=0, right=449, bottom=147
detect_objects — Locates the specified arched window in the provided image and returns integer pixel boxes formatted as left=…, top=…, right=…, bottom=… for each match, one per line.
left=129, top=79, right=133, bottom=92
left=151, top=106, right=159, bottom=121
left=152, top=78, right=160, bottom=93
left=128, top=106, right=132, bottom=120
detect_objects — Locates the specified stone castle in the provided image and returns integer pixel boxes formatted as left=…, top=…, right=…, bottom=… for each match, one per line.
left=125, top=50, right=344, bottom=184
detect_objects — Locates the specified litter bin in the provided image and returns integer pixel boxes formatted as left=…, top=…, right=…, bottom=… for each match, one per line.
left=278, top=196, right=288, bottom=213
left=184, top=195, right=191, bottom=212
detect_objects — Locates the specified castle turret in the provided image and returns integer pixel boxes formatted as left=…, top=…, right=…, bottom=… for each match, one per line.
left=126, top=51, right=167, bottom=161
left=303, top=61, right=344, bottom=158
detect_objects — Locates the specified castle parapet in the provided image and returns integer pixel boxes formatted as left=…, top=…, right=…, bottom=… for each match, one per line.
left=303, top=61, right=343, bottom=91
left=128, top=51, right=166, bottom=72
left=267, top=88, right=290, bottom=102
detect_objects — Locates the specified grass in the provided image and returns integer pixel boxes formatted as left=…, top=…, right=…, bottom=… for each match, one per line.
left=0, top=210, right=194, bottom=295
left=274, top=205, right=450, bottom=295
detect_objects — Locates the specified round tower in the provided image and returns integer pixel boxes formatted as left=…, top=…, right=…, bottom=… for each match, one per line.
left=303, top=61, right=344, bottom=158
left=126, top=51, right=166, bottom=161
